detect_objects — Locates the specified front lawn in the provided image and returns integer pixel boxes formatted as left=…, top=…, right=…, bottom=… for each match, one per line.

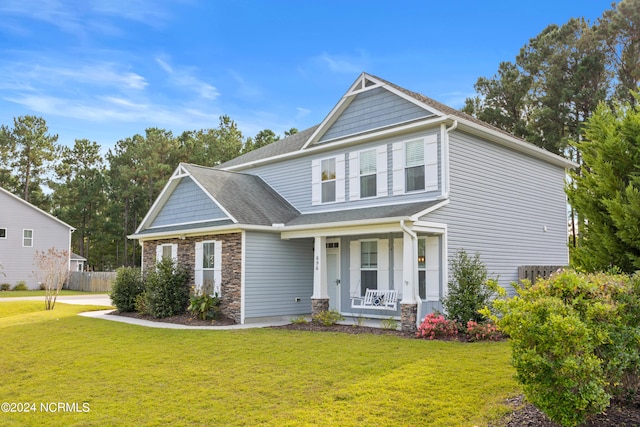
left=0, top=290, right=105, bottom=298
left=0, top=302, right=519, bottom=426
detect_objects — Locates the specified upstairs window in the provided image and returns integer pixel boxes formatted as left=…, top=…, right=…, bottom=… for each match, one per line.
left=312, top=155, right=345, bottom=205
left=23, top=229, right=33, bottom=247
left=405, top=140, right=425, bottom=192
left=359, top=149, right=377, bottom=198
left=321, top=158, right=336, bottom=203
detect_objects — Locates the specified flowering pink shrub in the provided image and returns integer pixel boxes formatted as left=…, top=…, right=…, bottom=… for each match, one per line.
left=416, top=313, right=460, bottom=340
left=466, top=320, right=502, bottom=341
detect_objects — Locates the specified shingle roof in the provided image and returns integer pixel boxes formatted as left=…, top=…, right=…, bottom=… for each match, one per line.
left=218, top=125, right=319, bottom=169
left=135, top=219, right=235, bottom=236
left=182, top=163, right=300, bottom=226
left=285, top=200, right=443, bottom=226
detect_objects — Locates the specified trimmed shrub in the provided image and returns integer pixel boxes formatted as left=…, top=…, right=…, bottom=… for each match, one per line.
left=110, top=267, right=144, bottom=312
left=313, top=309, right=344, bottom=326
left=1, top=283, right=10, bottom=291
left=465, top=320, right=502, bottom=341
left=442, top=249, right=495, bottom=326
left=487, top=270, right=640, bottom=427
left=134, top=292, right=150, bottom=315
left=144, top=258, right=190, bottom=318
left=12, top=281, right=28, bottom=291
left=416, top=313, right=460, bottom=340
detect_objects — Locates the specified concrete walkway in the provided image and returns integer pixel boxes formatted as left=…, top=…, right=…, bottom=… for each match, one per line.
left=1, top=294, right=290, bottom=330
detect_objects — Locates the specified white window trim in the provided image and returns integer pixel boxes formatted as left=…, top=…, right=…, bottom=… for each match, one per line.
left=312, top=155, right=346, bottom=205
left=155, top=243, right=178, bottom=263
left=392, top=135, right=438, bottom=195
left=22, top=229, right=33, bottom=247
left=194, top=240, right=222, bottom=296
left=348, top=238, right=389, bottom=298
left=349, top=145, right=388, bottom=201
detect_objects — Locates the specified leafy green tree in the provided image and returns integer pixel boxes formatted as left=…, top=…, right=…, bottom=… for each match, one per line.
left=567, top=99, right=640, bottom=272
left=3, top=116, right=58, bottom=208
left=51, top=139, right=106, bottom=267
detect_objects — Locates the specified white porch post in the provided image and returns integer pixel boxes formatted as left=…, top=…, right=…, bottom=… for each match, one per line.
left=312, top=236, right=327, bottom=299
left=311, top=236, right=329, bottom=317
left=401, top=230, right=417, bottom=305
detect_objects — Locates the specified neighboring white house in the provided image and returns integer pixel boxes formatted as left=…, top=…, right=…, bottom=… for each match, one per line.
left=0, top=187, right=75, bottom=289
left=70, top=253, right=87, bottom=272
left=130, top=72, right=575, bottom=330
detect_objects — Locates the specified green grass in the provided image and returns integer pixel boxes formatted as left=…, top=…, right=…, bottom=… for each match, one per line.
left=0, top=290, right=107, bottom=298
left=0, top=301, right=520, bottom=426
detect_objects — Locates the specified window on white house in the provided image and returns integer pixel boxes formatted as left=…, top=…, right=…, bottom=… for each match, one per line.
left=23, top=229, right=33, bottom=247
left=0, top=228, right=6, bottom=239
left=359, top=149, right=377, bottom=198
left=405, top=139, right=425, bottom=192
left=360, top=240, right=378, bottom=295
left=321, top=158, right=336, bottom=203
left=418, top=238, right=426, bottom=300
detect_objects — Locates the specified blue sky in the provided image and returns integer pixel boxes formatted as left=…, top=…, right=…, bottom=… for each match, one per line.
left=0, top=0, right=613, bottom=152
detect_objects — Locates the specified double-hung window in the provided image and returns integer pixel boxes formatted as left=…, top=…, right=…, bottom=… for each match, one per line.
left=195, top=240, right=222, bottom=296
left=359, top=149, right=377, bottom=198
left=23, top=229, right=33, bottom=247
left=405, top=140, right=425, bottom=192
left=321, top=158, right=336, bottom=203
left=360, top=241, right=378, bottom=295
left=312, top=155, right=345, bottom=205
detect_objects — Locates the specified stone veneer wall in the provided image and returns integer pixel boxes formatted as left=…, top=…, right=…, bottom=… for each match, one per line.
left=142, top=233, right=242, bottom=323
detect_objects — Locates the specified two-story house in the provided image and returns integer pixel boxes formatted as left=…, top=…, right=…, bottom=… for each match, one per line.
left=130, top=73, right=574, bottom=330
left=0, top=186, right=75, bottom=289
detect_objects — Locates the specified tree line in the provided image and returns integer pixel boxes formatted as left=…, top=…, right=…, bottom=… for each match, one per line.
left=0, top=114, right=295, bottom=270
left=463, top=0, right=640, bottom=273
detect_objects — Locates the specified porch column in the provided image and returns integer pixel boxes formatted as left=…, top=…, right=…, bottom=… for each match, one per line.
left=400, top=228, right=418, bottom=333
left=311, top=236, right=329, bottom=317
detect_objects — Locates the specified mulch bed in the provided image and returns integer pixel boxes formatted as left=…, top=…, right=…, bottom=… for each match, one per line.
left=270, top=322, right=413, bottom=337
left=498, top=394, right=640, bottom=427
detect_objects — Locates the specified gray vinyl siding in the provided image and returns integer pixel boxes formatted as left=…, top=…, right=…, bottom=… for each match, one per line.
left=244, top=231, right=313, bottom=319
left=248, top=129, right=441, bottom=213
left=150, top=177, right=228, bottom=227
left=319, top=87, right=433, bottom=143
left=0, top=191, right=72, bottom=289
left=425, top=130, right=569, bottom=294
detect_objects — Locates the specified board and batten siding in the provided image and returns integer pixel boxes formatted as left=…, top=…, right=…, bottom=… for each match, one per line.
left=319, top=87, right=433, bottom=143
left=243, top=231, right=313, bottom=320
left=425, top=130, right=569, bottom=295
left=150, top=177, right=229, bottom=227
left=248, top=129, right=441, bottom=214
left=0, top=191, right=72, bottom=289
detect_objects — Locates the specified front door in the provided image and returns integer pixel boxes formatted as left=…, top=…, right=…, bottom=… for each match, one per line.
left=327, top=250, right=340, bottom=311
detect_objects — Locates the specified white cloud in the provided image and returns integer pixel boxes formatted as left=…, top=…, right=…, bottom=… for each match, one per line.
left=315, top=51, right=368, bottom=74
left=155, top=55, right=219, bottom=100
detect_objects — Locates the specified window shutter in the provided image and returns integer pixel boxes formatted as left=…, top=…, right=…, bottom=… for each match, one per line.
left=393, top=238, right=403, bottom=298
left=425, top=236, right=440, bottom=301
left=348, top=152, right=360, bottom=201
left=349, top=240, right=360, bottom=297
left=336, top=154, right=346, bottom=202
left=377, top=239, right=389, bottom=290
left=194, top=241, right=203, bottom=291
left=311, top=159, right=321, bottom=205
left=155, top=245, right=163, bottom=263
left=425, top=135, right=438, bottom=191
left=376, top=145, right=388, bottom=197
left=171, top=243, right=178, bottom=261
left=214, top=241, right=222, bottom=296
left=392, top=142, right=404, bottom=195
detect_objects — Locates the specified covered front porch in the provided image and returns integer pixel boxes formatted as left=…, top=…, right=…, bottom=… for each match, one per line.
left=282, top=220, right=447, bottom=332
